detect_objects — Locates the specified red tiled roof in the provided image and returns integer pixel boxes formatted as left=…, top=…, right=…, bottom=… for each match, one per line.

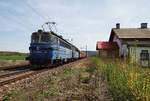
left=96, top=41, right=118, bottom=50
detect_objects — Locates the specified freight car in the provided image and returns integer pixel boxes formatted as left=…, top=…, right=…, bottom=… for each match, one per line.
left=27, top=29, right=80, bottom=66
left=80, top=51, right=87, bottom=59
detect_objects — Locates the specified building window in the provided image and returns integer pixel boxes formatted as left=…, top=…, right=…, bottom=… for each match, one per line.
left=140, top=50, right=149, bottom=60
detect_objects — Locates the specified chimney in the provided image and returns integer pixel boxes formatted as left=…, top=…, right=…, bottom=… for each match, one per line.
left=141, top=23, right=148, bottom=29
left=38, top=29, right=43, bottom=33
left=116, top=23, right=120, bottom=29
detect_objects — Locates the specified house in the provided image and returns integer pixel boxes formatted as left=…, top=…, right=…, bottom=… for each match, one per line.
left=96, top=41, right=119, bottom=58
left=109, top=23, right=150, bottom=66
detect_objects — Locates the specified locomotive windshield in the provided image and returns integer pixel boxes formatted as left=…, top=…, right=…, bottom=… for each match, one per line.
left=31, top=33, right=39, bottom=43
left=31, top=32, right=50, bottom=43
left=31, top=31, right=60, bottom=45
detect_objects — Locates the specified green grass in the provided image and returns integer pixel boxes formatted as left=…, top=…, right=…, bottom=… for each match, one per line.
left=0, top=52, right=26, bottom=60
left=91, top=56, right=150, bottom=101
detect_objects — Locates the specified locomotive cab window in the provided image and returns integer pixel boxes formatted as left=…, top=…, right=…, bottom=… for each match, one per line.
left=31, top=33, right=39, bottom=43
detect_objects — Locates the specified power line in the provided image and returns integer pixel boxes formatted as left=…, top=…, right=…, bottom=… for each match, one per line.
left=0, top=15, right=33, bottom=31
left=24, top=1, right=49, bottom=21
left=0, top=2, right=34, bottom=31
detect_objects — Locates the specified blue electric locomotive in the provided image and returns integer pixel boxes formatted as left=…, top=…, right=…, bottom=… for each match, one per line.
left=27, top=29, right=80, bottom=65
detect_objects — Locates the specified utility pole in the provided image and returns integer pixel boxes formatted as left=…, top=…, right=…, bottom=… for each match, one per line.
left=86, top=45, right=88, bottom=57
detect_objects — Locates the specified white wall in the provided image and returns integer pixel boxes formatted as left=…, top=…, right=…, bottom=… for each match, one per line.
left=128, top=46, right=150, bottom=65
left=112, top=35, right=150, bottom=66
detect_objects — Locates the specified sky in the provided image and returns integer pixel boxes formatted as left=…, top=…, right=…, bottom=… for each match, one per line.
left=0, top=0, right=150, bottom=53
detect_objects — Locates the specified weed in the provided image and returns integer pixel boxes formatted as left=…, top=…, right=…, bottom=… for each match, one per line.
left=92, top=56, right=150, bottom=101
left=2, top=90, right=19, bottom=101
left=85, top=66, right=97, bottom=73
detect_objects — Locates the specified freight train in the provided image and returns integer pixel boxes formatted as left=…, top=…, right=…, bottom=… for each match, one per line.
left=26, top=29, right=82, bottom=66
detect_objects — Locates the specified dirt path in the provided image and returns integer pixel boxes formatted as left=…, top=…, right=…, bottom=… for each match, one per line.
left=54, top=58, right=113, bottom=101
left=1, top=58, right=112, bottom=101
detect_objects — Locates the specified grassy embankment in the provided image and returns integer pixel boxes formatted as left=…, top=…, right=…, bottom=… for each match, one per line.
left=0, top=52, right=26, bottom=60
left=3, top=57, right=150, bottom=101
left=92, top=57, right=150, bottom=101
left=2, top=59, right=108, bottom=101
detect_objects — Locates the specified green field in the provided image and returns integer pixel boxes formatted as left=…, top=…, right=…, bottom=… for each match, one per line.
left=0, top=52, right=27, bottom=60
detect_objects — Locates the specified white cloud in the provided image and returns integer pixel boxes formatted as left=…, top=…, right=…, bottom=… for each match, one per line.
left=1, top=0, right=150, bottom=51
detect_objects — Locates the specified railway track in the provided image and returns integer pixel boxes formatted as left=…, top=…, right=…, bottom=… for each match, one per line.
left=0, top=59, right=83, bottom=87
left=0, top=64, right=68, bottom=86
left=0, top=65, right=35, bottom=86
left=0, top=69, right=51, bottom=86
left=0, top=69, right=30, bottom=79
left=0, top=65, right=30, bottom=78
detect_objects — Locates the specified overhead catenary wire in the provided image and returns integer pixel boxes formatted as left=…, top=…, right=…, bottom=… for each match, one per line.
left=23, top=0, right=58, bottom=32
left=0, top=15, right=33, bottom=31
left=24, top=1, right=49, bottom=22
left=23, top=1, right=72, bottom=42
left=0, top=2, right=35, bottom=31
left=1, top=0, right=54, bottom=32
